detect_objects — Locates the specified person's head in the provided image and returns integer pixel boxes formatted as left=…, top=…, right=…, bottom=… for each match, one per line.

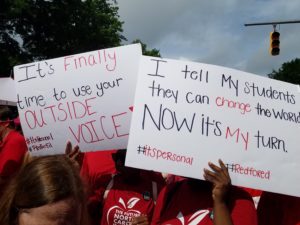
left=0, top=106, right=15, bottom=138
left=0, top=155, right=88, bottom=225
left=0, top=106, right=13, bottom=121
left=112, top=149, right=140, bottom=179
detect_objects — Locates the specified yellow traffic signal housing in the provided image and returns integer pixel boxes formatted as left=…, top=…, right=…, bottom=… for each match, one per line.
left=270, top=31, right=280, bottom=56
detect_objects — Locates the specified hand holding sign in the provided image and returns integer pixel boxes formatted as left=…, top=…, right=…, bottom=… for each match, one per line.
left=203, top=159, right=231, bottom=204
left=65, top=141, right=83, bottom=170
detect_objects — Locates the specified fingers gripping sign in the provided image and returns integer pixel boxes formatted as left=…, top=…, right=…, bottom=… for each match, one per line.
left=203, top=159, right=231, bottom=204
left=65, top=141, right=84, bottom=169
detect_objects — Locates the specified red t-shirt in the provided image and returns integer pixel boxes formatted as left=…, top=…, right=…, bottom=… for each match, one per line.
left=242, top=187, right=262, bottom=198
left=241, top=187, right=262, bottom=208
left=100, top=175, right=156, bottom=225
left=81, top=150, right=117, bottom=189
left=81, top=151, right=164, bottom=225
left=151, top=179, right=257, bottom=225
left=0, top=130, right=27, bottom=178
left=80, top=150, right=117, bottom=225
left=257, top=192, right=300, bottom=225
left=81, top=150, right=117, bottom=176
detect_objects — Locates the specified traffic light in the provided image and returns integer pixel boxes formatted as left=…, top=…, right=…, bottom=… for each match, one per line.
left=270, top=31, right=280, bottom=56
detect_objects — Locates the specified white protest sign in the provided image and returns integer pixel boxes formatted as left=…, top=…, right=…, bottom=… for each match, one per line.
left=0, top=77, right=17, bottom=106
left=126, top=56, right=300, bottom=197
left=14, top=44, right=142, bottom=156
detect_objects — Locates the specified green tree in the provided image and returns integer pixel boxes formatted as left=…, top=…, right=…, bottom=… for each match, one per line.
left=132, top=39, right=161, bottom=57
left=268, top=58, right=300, bottom=85
left=0, top=0, right=124, bottom=77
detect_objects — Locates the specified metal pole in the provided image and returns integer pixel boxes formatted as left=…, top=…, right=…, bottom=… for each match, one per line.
left=245, top=20, right=300, bottom=26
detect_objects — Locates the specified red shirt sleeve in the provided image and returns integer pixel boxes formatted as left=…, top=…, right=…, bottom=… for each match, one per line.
left=151, top=182, right=178, bottom=225
left=0, top=131, right=28, bottom=178
left=229, top=187, right=258, bottom=225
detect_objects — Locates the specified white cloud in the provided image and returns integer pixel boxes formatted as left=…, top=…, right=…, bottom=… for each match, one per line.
left=118, top=0, right=300, bottom=75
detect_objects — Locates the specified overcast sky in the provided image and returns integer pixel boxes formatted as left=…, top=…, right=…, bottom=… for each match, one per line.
left=117, top=0, right=300, bottom=76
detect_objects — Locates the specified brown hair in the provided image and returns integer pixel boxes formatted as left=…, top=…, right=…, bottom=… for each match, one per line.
left=0, top=106, right=15, bottom=131
left=0, top=106, right=12, bottom=121
left=0, top=155, right=89, bottom=225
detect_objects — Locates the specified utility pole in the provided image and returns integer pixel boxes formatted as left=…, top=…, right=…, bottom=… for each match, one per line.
left=244, top=20, right=300, bottom=26
left=244, top=20, right=300, bottom=56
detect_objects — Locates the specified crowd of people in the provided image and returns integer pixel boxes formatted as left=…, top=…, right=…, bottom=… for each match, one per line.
left=0, top=104, right=299, bottom=225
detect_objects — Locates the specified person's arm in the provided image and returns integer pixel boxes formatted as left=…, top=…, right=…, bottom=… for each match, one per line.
left=0, top=133, right=27, bottom=179
left=203, top=159, right=233, bottom=225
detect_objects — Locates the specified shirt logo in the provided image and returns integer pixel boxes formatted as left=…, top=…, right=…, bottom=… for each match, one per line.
left=107, top=197, right=141, bottom=225
left=167, top=210, right=210, bottom=225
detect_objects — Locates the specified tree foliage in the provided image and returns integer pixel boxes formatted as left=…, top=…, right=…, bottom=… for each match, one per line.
left=132, top=39, right=161, bottom=57
left=268, top=58, right=300, bottom=85
left=0, top=0, right=124, bottom=76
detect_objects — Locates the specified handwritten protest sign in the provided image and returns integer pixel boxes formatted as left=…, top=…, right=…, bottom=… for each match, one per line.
left=0, top=77, right=17, bottom=106
left=14, top=44, right=142, bottom=156
left=126, top=56, right=300, bottom=197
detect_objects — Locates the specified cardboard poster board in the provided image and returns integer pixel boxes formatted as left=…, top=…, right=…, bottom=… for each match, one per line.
left=126, top=56, right=300, bottom=197
left=14, top=44, right=142, bottom=155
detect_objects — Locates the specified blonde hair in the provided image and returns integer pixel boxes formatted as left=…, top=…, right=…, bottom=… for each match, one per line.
left=0, top=155, right=89, bottom=225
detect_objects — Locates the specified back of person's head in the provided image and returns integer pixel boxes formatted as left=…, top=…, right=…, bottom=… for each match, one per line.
left=112, top=149, right=141, bottom=179
left=0, top=155, right=88, bottom=225
left=112, top=149, right=127, bottom=164
left=0, top=106, right=11, bottom=121
left=0, top=106, right=14, bottom=128
left=0, top=105, right=14, bottom=121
